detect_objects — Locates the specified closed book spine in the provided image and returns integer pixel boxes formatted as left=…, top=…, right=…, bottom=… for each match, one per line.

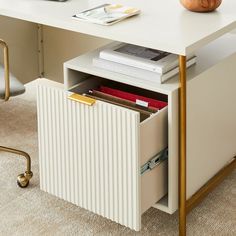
left=93, top=56, right=196, bottom=83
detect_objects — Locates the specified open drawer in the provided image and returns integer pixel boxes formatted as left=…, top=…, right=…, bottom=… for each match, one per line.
left=37, top=78, right=168, bottom=231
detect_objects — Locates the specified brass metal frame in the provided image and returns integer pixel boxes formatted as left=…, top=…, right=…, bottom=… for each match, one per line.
left=187, top=157, right=236, bottom=214
left=68, top=93, right=96, bottom=106
left=0, top=39, right=33, bottom=188
left=178, top=56, right=236, bottom=236
left=179, top=55, right=187, bottom=236
left=0, top=146, right=33, bottom=187
left=0, top=39, right=10, bottom=101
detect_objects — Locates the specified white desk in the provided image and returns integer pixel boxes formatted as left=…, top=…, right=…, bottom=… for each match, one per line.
left=0, top=0, right=236, bottom=55
left=1, top=0, right=236, bottom=234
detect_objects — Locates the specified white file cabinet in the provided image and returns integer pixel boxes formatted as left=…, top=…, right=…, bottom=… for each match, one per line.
left=37, top=34, right=236, bottom=231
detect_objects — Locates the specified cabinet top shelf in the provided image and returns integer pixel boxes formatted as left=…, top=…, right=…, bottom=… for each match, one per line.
left=0, top=0, right=236, bottom=55
left=64, top=34, right=236, bottom=94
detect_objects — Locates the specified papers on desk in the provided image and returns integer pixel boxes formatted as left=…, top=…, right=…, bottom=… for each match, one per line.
left=72, top=4, right=140, bottom=25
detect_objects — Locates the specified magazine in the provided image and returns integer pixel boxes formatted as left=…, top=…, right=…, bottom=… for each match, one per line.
left=72, top=4, right=140, bottom=25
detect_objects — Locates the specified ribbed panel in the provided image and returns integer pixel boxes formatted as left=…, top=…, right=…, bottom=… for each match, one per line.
left=37, top=84, right=141, bottom=230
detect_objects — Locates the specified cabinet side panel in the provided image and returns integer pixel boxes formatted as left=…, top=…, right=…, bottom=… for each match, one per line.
left=152, top=90, right=179, bottom=214
left=37, top=82, right=141, bottom=231
left=187, top=53, right=236, bottom=198
left=168, top=90, right=179, bottom=212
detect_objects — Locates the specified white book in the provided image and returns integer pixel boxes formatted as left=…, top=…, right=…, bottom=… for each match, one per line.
left=99, top=43, right=194, bottom=74
left=93, top=56, right=197, bottom=84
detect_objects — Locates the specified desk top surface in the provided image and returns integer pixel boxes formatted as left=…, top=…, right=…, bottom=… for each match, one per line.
left=0, top=0, right=236, bottom=55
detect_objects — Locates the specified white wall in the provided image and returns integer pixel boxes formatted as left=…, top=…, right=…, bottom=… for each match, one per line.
left=0, top=16, right=39, bottom=84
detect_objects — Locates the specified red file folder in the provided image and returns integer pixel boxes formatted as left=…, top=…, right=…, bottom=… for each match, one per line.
left=98, top=86, right=167, bottom=110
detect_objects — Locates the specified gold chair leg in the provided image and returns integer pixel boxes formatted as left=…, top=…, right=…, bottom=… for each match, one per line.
left=0, top=39, right=10, bottom=101
left=0, top=146, right=33, bottom=188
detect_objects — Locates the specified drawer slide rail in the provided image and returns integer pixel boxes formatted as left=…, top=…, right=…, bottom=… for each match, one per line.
left=141, top=148, right=168, bottom=175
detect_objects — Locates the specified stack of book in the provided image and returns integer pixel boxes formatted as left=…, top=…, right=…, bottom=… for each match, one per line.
left=93, top=43, right=197, bottom=83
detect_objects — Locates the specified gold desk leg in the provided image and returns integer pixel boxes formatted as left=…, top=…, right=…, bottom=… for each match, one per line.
left=179, top=55, right=187, bottom=236
left=178, top=55, right=236, bottom=235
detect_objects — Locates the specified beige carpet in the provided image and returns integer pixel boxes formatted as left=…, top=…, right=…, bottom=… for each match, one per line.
left=0, top=81, right=235, bottom=236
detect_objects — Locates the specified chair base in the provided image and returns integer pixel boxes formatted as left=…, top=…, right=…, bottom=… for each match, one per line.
left=0, top=146, right=33, bottom=187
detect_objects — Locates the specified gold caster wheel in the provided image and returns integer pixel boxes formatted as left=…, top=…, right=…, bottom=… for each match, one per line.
left=17, top=171, right=33, bottom=188
left=0, top=146, right=33, bottom=188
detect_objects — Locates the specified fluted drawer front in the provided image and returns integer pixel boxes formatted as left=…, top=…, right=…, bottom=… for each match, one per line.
left=37, top=82, right=141, bottom=230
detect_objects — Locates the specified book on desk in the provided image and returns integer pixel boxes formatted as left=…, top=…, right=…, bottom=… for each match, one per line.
left=93, top=43, right=196, bottom=83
